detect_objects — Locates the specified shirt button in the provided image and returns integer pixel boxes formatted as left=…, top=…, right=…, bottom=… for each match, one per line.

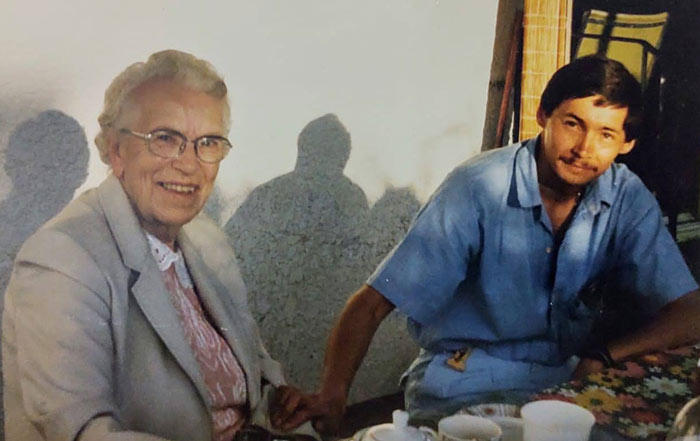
left=546, top=247, right=552, bottom=254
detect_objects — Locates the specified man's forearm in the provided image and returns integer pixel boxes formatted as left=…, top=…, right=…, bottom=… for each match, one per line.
left=270, top=284, right=395, bottom=433
left=608, top=289, right=700, bottom=362
left=318, top=284, right=395, bottom=403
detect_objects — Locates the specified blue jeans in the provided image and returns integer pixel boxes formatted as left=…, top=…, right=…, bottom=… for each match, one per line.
left=402, top=348, right=579, bottom=421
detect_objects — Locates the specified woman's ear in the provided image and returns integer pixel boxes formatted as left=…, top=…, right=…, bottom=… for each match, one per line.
left=107, top=130, right=125, bottom=178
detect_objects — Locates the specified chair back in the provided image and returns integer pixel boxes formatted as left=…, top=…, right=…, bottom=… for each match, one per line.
left=575, top=9, right=668, bottom=89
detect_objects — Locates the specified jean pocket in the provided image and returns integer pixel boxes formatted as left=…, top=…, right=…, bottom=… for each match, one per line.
left=419, top=349, right=504, bottom=399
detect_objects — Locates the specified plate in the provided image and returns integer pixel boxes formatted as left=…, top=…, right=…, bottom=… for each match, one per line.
left=348, top=428, right=368, bottom=441
left=460, top=403, right=520, bottom=418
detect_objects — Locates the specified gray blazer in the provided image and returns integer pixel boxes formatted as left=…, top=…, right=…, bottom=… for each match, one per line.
left=3, top=176, right=310, bottom=441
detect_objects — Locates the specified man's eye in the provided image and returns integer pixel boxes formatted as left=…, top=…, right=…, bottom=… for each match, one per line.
left=564, top=120, right=578, bottom=127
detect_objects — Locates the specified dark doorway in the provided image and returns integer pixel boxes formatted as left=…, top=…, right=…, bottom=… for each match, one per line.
left=572, top=0, right=700, bottom=235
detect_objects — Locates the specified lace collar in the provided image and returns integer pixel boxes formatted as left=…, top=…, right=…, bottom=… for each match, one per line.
left=145, top=232, right=194, bottom=289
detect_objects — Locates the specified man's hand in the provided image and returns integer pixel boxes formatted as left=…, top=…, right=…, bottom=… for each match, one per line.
left=571, top=358, right=605, bottom=381
left=270, top=286, right=394, bottom=435
left=270, top=386, right=346, bottom=435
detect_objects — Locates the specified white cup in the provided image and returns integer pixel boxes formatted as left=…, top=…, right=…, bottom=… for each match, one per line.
left=437, top=414, right=502, bottom=441
left=520, top=400, right=595, bottom=441
left=487, top=416, right=523, bottom=441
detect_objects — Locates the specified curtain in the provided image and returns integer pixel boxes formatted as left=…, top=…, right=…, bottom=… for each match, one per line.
left=519, top=0, right=573, bottom=140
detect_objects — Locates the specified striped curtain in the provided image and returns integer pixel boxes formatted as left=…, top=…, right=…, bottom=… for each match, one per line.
left=520, top=0, right=573, bottom=140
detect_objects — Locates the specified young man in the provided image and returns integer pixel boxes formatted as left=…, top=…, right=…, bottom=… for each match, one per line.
left=271, top=56, right=700, bottom=433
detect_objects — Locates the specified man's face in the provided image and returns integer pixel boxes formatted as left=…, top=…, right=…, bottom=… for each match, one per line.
left=108, top=79, right=225, bottom=241
left=537, top=94, right=636, bottom=187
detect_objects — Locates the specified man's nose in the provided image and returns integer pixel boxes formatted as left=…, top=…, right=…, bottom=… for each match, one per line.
left=572, top=131, right=595, bottom=157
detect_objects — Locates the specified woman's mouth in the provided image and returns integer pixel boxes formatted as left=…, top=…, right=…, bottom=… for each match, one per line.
left=158, top=182, right=197, bottom=194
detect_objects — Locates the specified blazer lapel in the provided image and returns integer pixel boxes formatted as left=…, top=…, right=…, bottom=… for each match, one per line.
left=96, top=175, right=212, bottom=409
left=178, top=227, right=261, bottom=406
left=130, top=258, right=212, bottom=409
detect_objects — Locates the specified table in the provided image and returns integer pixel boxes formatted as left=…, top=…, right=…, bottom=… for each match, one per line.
left=339, top=345, right=699, bottom=440
left=532, top=345, right=700, bottom=440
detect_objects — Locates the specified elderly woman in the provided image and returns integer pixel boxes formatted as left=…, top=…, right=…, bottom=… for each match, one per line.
left=2, top=50, right=316, bottom=441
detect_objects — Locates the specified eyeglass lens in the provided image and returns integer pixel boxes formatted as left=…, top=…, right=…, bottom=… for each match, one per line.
left=148, top=130, right=230, bottom=163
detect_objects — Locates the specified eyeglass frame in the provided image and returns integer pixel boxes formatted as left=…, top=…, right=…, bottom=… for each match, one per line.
left=119, top=128, right=232, bottom=163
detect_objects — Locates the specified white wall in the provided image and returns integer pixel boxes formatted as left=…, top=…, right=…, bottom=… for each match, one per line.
left=0, top=0, right=498, bottom=403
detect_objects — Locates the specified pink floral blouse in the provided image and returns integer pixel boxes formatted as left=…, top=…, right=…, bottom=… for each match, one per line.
left=147, top=233, right=248, bottom=441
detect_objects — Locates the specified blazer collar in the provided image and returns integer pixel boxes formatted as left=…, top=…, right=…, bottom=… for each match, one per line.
left=96, top=175, right=213, bottom=409
left=96, top=175, right=151, bottom=272
left=96, top=175, right=263, bottom=409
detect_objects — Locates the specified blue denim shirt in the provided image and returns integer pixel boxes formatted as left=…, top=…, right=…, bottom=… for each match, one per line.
left=369, top=137, right=697, bottom=366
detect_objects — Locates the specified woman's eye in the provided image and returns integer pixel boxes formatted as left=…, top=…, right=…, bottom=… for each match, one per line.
left=156, top=133, right=174, bottom=142
left=199, top=138, right=221, bottom=149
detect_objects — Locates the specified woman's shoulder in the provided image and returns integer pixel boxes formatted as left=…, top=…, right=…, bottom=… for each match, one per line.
left=25, top=187, right=107, bottom=249
left=15, top=187, right=118, bottom=292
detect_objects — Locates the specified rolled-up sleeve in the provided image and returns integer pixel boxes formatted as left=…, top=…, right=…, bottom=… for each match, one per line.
left=368, top=173, right=481, bottom=324
left=615, top=190, right=698, bottom=313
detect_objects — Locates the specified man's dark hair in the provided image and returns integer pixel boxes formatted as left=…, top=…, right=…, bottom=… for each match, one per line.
left=539, top=56, right=643, bottom=141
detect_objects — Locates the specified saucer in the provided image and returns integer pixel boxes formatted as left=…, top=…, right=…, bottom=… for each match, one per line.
left=460, top=403, right=520, bottom=418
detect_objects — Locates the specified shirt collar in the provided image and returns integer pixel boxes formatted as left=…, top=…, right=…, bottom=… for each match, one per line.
left=145, top=232, right=194, bottom=289
left=513, top=137, right=542, bottom=208
left=512, top=135, right=616, bottom=214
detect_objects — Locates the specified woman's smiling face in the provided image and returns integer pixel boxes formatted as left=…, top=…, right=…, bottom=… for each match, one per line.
left=109, top=79, right=226, bottom=245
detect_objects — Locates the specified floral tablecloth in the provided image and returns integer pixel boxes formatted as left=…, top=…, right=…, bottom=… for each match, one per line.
left=533, top=346, right=700, bottom=440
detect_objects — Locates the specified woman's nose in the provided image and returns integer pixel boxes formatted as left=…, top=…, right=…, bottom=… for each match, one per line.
left=172, top=141, right=200, bottom=172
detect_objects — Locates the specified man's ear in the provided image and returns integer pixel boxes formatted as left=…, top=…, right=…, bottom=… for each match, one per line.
left=536, top=106, right=548, bottom=129
left=619, top=138, right=636, bottom=155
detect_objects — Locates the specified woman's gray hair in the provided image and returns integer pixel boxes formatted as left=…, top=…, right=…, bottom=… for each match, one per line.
left=95, top=49, right=230, bottom=164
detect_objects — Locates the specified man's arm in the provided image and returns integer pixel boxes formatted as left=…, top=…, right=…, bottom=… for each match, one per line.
left=271, top=284, right=394, bottom=433
left=573, top=289, right=700, bottom=379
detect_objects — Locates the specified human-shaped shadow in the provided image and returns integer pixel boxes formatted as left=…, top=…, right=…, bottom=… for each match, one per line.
left=0, top=110, right=89, bottom=439
left=203, top=184, right=227, bottom=225
left=0, top=110, right=89, bottom=300
left=225, top=114, right=421, bottom=401
left=351, top=187, right=422, bottom=400
left=225, top=114, right=370, bottom=391
left=367, top=187, right=422, bottom=263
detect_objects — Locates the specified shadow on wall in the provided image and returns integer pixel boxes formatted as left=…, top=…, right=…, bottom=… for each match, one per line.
left=0, top=110, right=89, bottom=439
left=203, top=185, right=228, bottom=225
left=224, top=114, right=421, bottom=402
left=0, top=110, right=89, bottom=301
